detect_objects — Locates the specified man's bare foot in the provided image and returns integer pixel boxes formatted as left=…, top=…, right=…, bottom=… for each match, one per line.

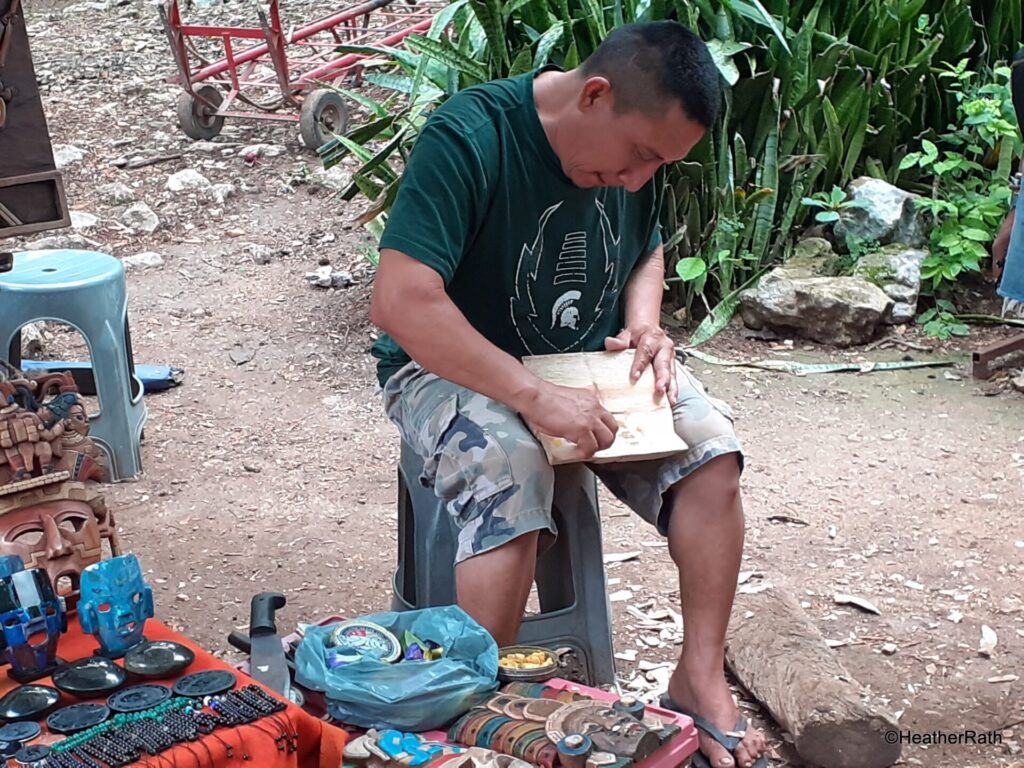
left=666, top=669, right=767, bottom=768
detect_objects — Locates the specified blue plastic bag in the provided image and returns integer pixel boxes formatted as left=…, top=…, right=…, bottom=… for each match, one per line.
left=294, top=606, right=499, bottom=731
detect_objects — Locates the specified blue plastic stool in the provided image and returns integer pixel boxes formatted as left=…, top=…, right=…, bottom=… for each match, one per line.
left=392, top=440, right=617, bottom=686
left=0, top=250, right=146, bottom=481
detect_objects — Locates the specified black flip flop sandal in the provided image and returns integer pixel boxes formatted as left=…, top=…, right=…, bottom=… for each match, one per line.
left=659, top=694, right=768, bottom=768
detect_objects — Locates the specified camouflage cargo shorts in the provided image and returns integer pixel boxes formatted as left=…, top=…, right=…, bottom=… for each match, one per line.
left=382, top=358, right=743, bottom=564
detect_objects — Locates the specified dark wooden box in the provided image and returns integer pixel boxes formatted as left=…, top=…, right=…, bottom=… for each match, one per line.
left=0, top=0, right=69, bottom=240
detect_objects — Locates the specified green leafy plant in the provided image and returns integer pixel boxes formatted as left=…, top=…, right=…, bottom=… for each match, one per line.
left=900, top=62, right=1022, bottom=293
left=917, top=299, right=970, bottom=339
left=799, top=185, right=868, bottom=224
left=828, top=234, right=880, bottom=276
left=321, top=0, right=1023, bottom=329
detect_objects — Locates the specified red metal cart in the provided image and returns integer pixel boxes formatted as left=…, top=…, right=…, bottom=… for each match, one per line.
left=159, top=0, right=438, bottom=148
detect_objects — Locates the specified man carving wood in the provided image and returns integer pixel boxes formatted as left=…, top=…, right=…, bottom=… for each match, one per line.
left=370, top=22, right=766, bottom=768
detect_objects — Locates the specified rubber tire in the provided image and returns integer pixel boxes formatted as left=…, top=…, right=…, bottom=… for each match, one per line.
left=299, top=89, right=349, bottom=150
left=177, top=85, right=225, bottom=141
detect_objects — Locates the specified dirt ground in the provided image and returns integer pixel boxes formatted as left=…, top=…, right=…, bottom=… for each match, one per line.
left=9, top=0, right=1024, bottom=765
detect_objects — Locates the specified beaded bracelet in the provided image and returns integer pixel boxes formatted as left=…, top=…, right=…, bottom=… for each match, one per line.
left=51, top=697, right=192, bottom=754
left=49, top=686, right=290, bottom=765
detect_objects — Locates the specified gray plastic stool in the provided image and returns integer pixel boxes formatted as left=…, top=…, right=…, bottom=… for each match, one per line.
left=0, top=249, right=146, bottom=481
left=392, top=440, right=616, bottom=686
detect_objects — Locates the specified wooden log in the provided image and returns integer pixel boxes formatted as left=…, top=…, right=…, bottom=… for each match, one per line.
left=725, top=585, right=901, bottom=768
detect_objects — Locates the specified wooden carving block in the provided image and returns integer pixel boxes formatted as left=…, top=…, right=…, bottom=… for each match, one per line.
left=521, top=350, right=688, bottom=465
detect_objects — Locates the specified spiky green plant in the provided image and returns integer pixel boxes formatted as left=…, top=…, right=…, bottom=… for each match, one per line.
left=319, top=0, right=1023, bottom=322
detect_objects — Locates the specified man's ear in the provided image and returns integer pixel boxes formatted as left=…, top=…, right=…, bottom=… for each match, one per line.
left=578, top=76, right=614, bottom=112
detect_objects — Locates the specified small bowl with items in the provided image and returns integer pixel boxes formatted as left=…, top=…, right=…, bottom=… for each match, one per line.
left=497, top=645, right=560, bottom=683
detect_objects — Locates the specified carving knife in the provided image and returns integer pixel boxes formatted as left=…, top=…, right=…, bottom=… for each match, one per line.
left=248, top=591, right=291, bottom=698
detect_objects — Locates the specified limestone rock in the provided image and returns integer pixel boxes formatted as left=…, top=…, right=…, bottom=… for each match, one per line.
left=121, top=203, right=160, bottom=234
left=853, top=246, right=928, bottom=324
left=834, top=177, right=931, bottom=251
left=122, top=252, right=165, bottom=270
left=167, top=169, right=211, bottom=193
left=740, top=269, right=893, bottom=346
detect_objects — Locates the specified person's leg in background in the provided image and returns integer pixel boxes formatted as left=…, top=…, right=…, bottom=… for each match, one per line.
left=998, top=189, right=1024, bottom=319
left=999, top=51, right=1024, bottom=314
left=993, top=207, right=1014, bottom=285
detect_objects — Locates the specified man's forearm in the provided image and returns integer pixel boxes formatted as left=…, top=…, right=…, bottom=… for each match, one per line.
left=623, top=245, right=667, bottom=330
left=376, top=278, right=543, bottom=412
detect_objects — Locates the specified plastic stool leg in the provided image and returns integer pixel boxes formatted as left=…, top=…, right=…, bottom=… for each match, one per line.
left=75, top=314, right=146, bottom=481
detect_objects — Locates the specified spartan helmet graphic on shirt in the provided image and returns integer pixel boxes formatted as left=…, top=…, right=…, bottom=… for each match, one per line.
left=551, top=290, right=582, bottom=330
left=510, top=198, right=621, bottom=354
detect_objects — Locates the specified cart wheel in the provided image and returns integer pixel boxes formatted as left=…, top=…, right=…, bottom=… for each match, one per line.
left=299, top=89, right=350, bottom=150
left=177, top=85, right=225, bottom=141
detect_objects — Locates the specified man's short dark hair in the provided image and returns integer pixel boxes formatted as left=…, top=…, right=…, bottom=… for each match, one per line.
left=580, top=21, right=722, bottom=128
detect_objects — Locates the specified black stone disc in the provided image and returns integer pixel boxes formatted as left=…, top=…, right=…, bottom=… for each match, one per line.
left=172, top=670, right=236, bottom=698
left=0, top=685, right=62, bottom=721
left=0, top=740, right=21, bottom=759
left=47, top=703, right=111, bottom=734
left=0, top=722, right=41, bottom=743
left=124, top=640, right=195, bottom=678
left=106, top=684, right=172, bottom=713
left=14, top=744, right=51, bottom=764
left=52, top=657, right=127, bottom=698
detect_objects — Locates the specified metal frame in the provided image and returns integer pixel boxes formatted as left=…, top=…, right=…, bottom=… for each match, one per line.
left=971, top=334, right=1024, bottom=379
left=0, top=170, right=70, bottom=239
left=159, top=0, right=438, bottom=130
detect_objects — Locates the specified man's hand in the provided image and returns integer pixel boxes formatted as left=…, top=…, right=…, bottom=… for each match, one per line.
left=604, top=325, right=678, bottom=403
left=518, top=381, right=619, bottom=458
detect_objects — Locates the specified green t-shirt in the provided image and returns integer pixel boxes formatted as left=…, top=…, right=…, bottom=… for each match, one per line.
left=371, top=68, right=663, bottom=386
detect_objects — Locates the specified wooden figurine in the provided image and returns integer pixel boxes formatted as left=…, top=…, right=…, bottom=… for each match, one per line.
left=0, top=383, right=67, bottom=482
left=0, top=377, right=107, bottom=488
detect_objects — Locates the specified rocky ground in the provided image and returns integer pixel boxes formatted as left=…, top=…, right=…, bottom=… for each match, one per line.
left=7, top=0, right=1024, bottom=765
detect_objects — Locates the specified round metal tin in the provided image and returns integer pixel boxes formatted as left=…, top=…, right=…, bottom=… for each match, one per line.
left=497, top=645, right=558, bottom=684
left=327, top=620, right=401, bottom=663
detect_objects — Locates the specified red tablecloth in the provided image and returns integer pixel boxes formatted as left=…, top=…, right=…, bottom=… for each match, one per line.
left=0, top=618, right=348, bottom=768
